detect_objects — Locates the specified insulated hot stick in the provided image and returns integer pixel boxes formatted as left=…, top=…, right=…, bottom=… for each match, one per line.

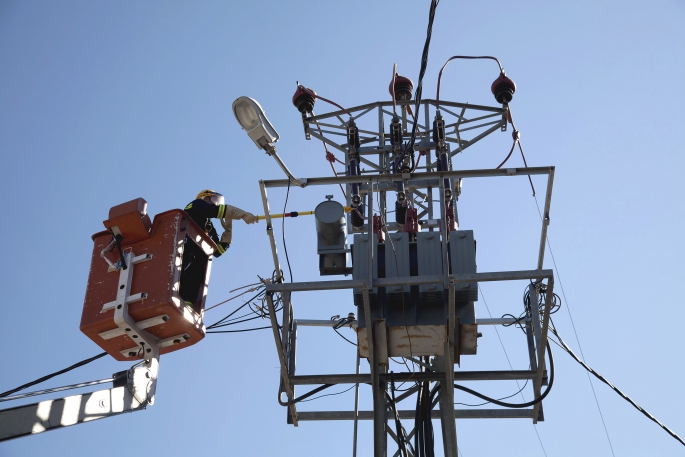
left=257, top=206, right=352, bottom=221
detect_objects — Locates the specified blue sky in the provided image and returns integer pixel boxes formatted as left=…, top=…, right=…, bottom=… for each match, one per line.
left=1, top=1, right=684, bottom=456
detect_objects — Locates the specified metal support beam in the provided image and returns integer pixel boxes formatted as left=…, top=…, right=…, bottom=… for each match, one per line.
left=259, top=180, right=283, bottom=282
left=297, top=409, right=536, bottom=421
left=266, top=293, right=298, bottom=425
left=266, top=270, right=554, bottom=293
left=289, top=370, right=537, bottom=385
left=533, top=278, right=554, bottom=422
left=438, top=281, right=458, bottom=457
left=262, top=167, right=554, bottom=188
left=536, top=167, right=555, bottom=270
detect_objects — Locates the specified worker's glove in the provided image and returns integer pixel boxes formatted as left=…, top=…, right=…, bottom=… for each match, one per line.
left=241, top=212, right=258, bottom=224
left=220, top=230, right=232, bottom=246
left=225, top=205, right=258, bottom=224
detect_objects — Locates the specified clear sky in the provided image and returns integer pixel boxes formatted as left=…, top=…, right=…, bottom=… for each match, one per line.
left=1, top=1, right=684, bottom=456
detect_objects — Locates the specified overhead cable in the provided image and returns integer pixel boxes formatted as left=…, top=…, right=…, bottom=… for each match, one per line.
left=549, top=321, right=684, bottom=447
left=0, top=352, right=107, bottom=398
left=404, top=0, right=439, bottom=160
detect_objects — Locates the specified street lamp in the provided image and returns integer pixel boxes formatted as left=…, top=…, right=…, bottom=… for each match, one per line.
left=232, top=96, right=305, bottom=187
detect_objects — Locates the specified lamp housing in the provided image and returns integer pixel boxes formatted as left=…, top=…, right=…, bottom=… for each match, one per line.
left=232, top=96, right=280, bottom=151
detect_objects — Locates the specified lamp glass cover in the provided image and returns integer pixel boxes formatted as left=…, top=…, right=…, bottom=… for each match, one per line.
left=234, top=99, right=260, bottom=130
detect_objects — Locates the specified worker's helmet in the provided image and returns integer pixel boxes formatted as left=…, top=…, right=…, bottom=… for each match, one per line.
left=196, top=189, right=225, bottom=206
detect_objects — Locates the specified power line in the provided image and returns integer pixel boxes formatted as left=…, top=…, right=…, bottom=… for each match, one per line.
left=549, top=319, right=684, bottom=447
left=0, top=352, right=107, bottom=398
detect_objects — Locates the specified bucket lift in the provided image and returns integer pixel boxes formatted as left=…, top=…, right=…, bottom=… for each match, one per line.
left=81, top=197, right=210, bottom=361
left=0, top=198, right=214, bottom=441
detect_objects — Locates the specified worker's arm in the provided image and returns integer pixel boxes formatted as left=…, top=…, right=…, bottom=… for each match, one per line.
left=185, top=199, right=257, bottom=224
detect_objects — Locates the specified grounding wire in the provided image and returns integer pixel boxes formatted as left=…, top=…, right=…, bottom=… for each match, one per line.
left=533, top=194, right=616, bottom=455
left=0, top=352, right=108, bottom=398
left=479, top=285, right=548, bottom=456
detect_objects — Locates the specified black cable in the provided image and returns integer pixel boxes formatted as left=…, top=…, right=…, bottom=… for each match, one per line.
left=333, top=328, right=358, bottom=346
left=282, top=179, right=293, bottom=283
left=278, top=384, right=333, bottom=406
left=207, top=289, right=266, bottom=329
left=0, top=352, right=108, bottom=398
left=549, top=320, right=685, bottom=447
left=404, top=0, right=439, bottom=161
left=453, top=343, right=554, bottom=409
left=299, top=385, right=355, bottom=403
left=454, top=379, right=530, bottom=407
left=206, top=326, right=273, bottom=334
left=389, top=373, right=410, bottom=457
left=208, top=314, right=269, bottom=328
left=209, top=295, right=282, bottom=329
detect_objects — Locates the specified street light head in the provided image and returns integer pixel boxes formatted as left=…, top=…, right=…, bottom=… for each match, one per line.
left=232, top=96, right=280, bottom=152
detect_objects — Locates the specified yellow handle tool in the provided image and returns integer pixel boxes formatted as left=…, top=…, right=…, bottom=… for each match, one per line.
left=257, top=207, right=352, bottom=220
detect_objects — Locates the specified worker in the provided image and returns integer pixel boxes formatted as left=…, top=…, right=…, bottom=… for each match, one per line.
left=179, top=189, right=258, bottom=309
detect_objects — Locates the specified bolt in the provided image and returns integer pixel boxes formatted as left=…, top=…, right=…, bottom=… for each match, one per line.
left=132, top=335, right=138, bottom=338
left=117, top=305, right=122, bottom=309
left=477, top=332, right=483, bottom=338
left=125, top=328, right=131, bottom=332
left=119, top=285, right=125, bottom=289
left=146, top=349, right=151, bottom=353
left=162, top=316, right=169, bottom=322
left=128, top=352, right=136, bottom=357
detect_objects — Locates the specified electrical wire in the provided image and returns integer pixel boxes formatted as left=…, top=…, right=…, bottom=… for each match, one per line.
left=0, top=352, right=108, bottom=398
left=507, top=109, right=535, bottom=195
left=298, top=385, right=356, bottom=403
left=314, top=94, right=352, bottom=117
left=206, top=326, right=273, bottom=334
left=279, top=384, right=334, bottom=406
left=548, top=318, right=685, bottom=447
left=310, top=111, right=347, bottom=198
left=206, top=288, right=266, bottom=328
left=404, top=0, right=439, bottom=163
left=435, top=55, right=503, bottom=110
left=454, top=379, right=529, bottom=407
left=453, top=343, right=554, bottom=408
left=204, top=285, right=264, bottom=312
left=334, top=328, right=357, bottom=346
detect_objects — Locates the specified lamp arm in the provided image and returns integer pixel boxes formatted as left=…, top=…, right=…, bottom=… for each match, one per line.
left=266, top=145, right=306, bottom=188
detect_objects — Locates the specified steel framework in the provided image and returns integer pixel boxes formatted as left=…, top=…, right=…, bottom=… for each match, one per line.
left=258, top=98, right=555, bottom=457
